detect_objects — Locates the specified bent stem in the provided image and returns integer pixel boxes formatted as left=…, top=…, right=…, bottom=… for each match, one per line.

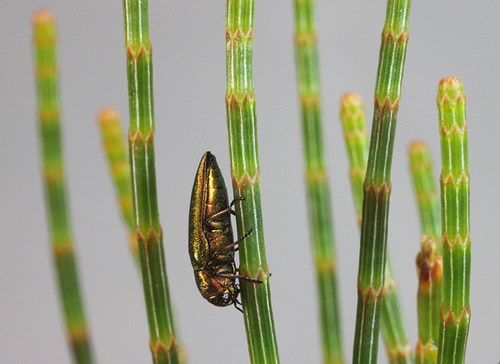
left=352, top=0, right=412, bottom=362
left=436, top=77, right=470, bottom=364
left=122, top=1, right=179, bottom=362
left=409, top=141, right=442, bottom=364
left=340, top=94, right=412, bottom=364
left=97, top=108, right=138, bottom=262
left=225, top=1, right=280, bottom=363
left=33, top=10, right=94, bottom=364
left=293, top=1, right=344, bottom=363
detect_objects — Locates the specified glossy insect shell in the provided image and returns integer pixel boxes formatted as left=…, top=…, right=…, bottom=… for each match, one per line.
left=189, top=151, right=238, bottom=307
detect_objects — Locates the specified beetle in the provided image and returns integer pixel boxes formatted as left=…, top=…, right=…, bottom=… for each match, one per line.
left=189, top=151, right=260, bottom=311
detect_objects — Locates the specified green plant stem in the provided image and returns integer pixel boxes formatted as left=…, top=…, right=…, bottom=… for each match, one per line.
left=122, top=1, right=179, bottom=362
left=409, top=141, right=442, bottom=364
left=340, top=94, right=412, bottom=364
left=98, top=108, right=138, bottom=261
left=409, top=141, right=441, bottom=252
left=33, top=10, right=94, bottom=364
left=436, top=77, right=470, bottom=364
left=225, top=2, right=280, bottom=363
left=293, top=1, right=343, bottom=363
left=352, top=0, right=412, bottom=362
left=414, top=236, right=442, bottom=364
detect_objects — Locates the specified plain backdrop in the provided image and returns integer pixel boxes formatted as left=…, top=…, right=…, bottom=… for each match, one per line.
left=1, top=1, right=499, bottom=363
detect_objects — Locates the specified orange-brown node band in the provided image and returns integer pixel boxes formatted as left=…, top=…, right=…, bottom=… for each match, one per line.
left=315, top=258, right=337, bottom=273
left=386, top=342, right=412, bottom=360
left=150, top=337, right=177, bottom=358
left=358, top=285, right=385, bottom=300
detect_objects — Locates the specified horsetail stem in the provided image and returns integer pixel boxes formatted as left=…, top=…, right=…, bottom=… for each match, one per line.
left=97, top=108, right=138, bottom=261
left=293, top=1, right=344, bottom=362
left=409, top=141, right=441, bottom=252
left=409, top=141, right=442, bottom=364
left=340, top=94, right=412, bottom=364
left=33, top=10, right=94, bottom=364
left=352, top=0, right=412, bottom=362
left=122, top=1, right=180, bottom=362
left=436, top=77, right=470, bottom=364
left=414, top=236, right=442, bottom=364
left=340, top=94, right=369, bottom=226
left=225, top=1, right=280, bottom=363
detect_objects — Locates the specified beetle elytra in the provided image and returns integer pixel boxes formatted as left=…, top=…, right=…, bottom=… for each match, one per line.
left=188, top=151, right=260, bottom=311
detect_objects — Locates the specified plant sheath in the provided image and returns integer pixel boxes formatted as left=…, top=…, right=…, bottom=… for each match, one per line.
left=340, top=94, right=412, bottom=364
left=409, top=141, right=442, bottom=364
left=33, top=10, right=94, bottom=364
left=352, top=0, right=412, bottom=362
left=293, top=1, right=344, bottom=363
left=122, top=1, right=179, bottom=362
left=98, top=108, right=138, bottom=261
left=436, top=77, right=470, bottom=364
left=225, top=1, right=280, bottom=363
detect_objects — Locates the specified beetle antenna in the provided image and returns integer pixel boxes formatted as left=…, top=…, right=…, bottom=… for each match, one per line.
left=206, top=197, right=245, bottom=221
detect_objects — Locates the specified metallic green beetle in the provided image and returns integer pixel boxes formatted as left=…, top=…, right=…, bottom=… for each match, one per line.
left=189, top=151, right=256, bottom=310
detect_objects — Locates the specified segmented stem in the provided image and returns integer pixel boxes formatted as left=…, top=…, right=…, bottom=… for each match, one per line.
left=409, top=141, right=441, bottom=252
left=409, top=141, right=442, bottom=364
left=340, top=94, right=369, bottom=226
left=340, top=94, right=412, bottom=364
left=293, top=1, right=344, bottom=363
left=122, top=1, right=179, bottom=362
left=353, top=0, right=412, bottom=362
left=414, top=236, right=442, bottom=364
left=33, top=10, right=94, bottom=364
left=436, top=77, right=470, bottom=364
left=98, top=108, right=138, bottom=261
left=225, top=2, right=280, bottom=363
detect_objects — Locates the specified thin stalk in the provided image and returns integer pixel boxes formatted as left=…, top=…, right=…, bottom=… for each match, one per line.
left=414, top=236, right=442, bottom=364
left=409, top=141, right=442, bottom=364
left=408, top=141, right=441, bottom=252
left=436, top=77, right=470, bottom=364
left=340, top=94, right=412, bottom=364
left=97, top=108, right=138, bottom=261
left=122, top=1, right=179, bottom=362
left=33, top=10, right=94, bottom=364
left=352, top=0, right=412, bottom=362
left=293, top=1, right=343, bottom=363
left=225, top=1, right=280, bottom=363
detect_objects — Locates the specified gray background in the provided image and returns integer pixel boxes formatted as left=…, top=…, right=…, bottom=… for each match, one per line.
left=1, top=0, right=498, bottom=363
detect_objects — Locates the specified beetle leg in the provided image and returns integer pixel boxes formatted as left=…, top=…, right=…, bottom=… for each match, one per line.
left=232, top=285, right=244, bottom=313
left=239, top=276, right=263, bottom=284
left=217, top=273, right=263, bottom=284
left=216, top=228, right=253, bottom=252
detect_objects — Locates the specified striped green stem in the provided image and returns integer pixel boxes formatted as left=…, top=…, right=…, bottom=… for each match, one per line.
left=352, top=0, right=412, bottom=362
left=340, top=94, right=412, bottom=364
left=122, top=1, right=179, bottom=362
left=33, top=10, right=94, bottom=364
left=409, top=141, right=442, bottom=364
left=225, top=2, right=280, bottom=363
left=98, top=108, right=138, bottom=261
left=414, top=236, right=442, bottom=364
left=436, top=77, right=470, bottom=364
left=409, top=141, right=441, bottom=252
left=293, top=1, right=343, bottom=363
left=340, top=94, right=368, bottom=227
